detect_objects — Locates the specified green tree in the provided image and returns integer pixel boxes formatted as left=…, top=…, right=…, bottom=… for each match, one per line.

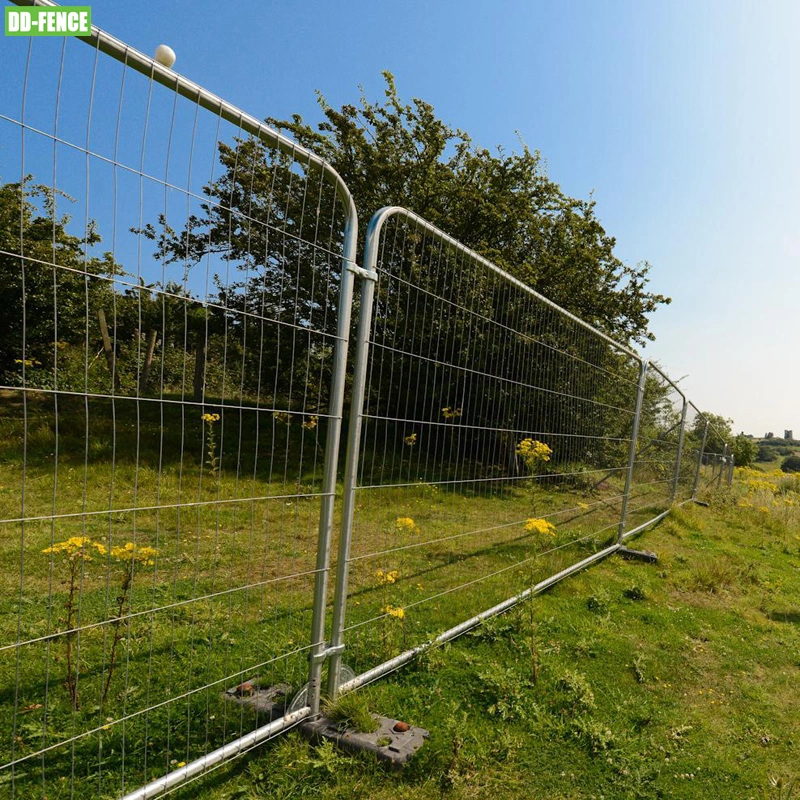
left=731, top=434, right=757, bottom=468
left=0, top=178, right=119, bottom=385
left=781, top=455, right=800, bottom=473
left=691, top=412, right=733, bottom=456
left=267, top=72, right=670, bottom=347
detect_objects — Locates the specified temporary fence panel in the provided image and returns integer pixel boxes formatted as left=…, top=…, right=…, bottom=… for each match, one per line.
left=689, top=407, right=732, bottom=498
left=1, top=5, right=739, bottom=799
left=0, top=4, right=357, bottom=798
left=621, top=364, right=687, bottom=532
left=326, top=207, right=653, bottom=696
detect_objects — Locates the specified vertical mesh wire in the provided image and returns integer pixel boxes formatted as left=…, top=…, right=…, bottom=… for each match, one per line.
left=0, top=29, right=348, bottom=798
left=337, top=211, right=646, bottom=676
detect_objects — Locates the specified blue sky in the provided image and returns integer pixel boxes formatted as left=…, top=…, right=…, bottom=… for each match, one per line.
left=4, top=0, right=798, bottom=436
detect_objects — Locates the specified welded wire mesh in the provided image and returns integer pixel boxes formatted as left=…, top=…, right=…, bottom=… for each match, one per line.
left=623, top=365, right=687, bottom=527
left=332, top=209, right=647, bottom=676
left=0, top=28, right=351, bottom=799
left=688, top=405, right=731, bottom=498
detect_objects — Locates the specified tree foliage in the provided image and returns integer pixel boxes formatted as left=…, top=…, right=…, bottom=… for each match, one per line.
left=691, top=412, right=733, bottom=456
left=781, top=455, right=800, bottom=474
left=266, top=73, right=670, bottom=347
left=0, top=179, right=117, bottom=379
left=731, top=434, right=758, bottom=468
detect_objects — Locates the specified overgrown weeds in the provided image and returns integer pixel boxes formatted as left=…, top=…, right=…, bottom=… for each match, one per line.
left=323, top=691, right=379, bottom=734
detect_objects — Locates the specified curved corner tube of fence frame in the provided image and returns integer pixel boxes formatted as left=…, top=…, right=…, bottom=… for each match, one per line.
left=361, top=207, right=641, bottom=359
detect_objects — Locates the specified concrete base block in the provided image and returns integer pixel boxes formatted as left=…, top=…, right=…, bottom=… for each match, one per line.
left=224, top=681, right=293, bottom=722
left=301, top=713, right=429, bottom=769
left=618, top=546, right=658, bottom=564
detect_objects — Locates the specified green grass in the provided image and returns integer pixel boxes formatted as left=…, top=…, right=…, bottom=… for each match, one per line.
left=2, top=390, right=791, bottom=798
left=162, top=493, right=800, bottom=800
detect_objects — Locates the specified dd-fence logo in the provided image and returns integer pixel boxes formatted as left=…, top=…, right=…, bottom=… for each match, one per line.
left=5, top=6, right=91, bottom=36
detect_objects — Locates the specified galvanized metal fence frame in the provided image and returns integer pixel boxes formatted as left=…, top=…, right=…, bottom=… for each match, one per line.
left=325, top=207, right=719, bottom=702
left=1, top=4, right=737, bottom=798
left=3, top=1, right=358, bottom=797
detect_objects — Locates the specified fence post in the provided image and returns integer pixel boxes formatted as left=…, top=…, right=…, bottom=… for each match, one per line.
left=691, top=419, right=709, bottom=499
left=727, top=454, right=735, bottom=486
left=720, top=443, right=729, bottom=487
left=618, top=359, right=648, bottom=542
left=325, top=210, right=386, bottom=701
left=671, top=398, right=688, bottom=501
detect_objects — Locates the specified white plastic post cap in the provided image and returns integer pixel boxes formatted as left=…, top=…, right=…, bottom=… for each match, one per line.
left=154, top=44, right=176, bottom=69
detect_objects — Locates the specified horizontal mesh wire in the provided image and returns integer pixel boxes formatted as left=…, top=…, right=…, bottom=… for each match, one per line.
left=338, top=211, right=643, bottom=673
left=0, top=32, right=348, bottom=798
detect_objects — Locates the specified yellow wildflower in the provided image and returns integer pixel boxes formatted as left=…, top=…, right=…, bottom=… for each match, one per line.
left=516, top=439, right=552, bottom=472
left=381, top=605, right=405, bottom=620
left=272, top=411, right=291, bottom=425
left=201, top=413, right=220, bottom=423
left=301, top=415, right=318, bottom=430
left=441, top=407, right=462, bottom=419
left=404, top=432, right=417, bottom=446
left=110, top=542, right=158, bottom=566
left=524, top=518, right=556, bottom=536
left=395, top=517, right=419, bottom=534
left=375, top=569, right=399, bottom=585
left=746, top=480, right=777, bottom=494
left=42, top=537, right=106, bottom=560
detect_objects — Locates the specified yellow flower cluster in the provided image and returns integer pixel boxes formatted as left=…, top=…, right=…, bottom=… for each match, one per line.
left=381, top=605, right=405, bottom=619
left=109, top=542, right=159, bottom=566
left=42, top=537, right=105, bottom=560
left=441, top=407, right=462, bottom=419
left=404, top=433, right=417, bottom=446
left=15, top=358, right=42, bottom=367
left=301, top=415, right=318, bottom=430
left=42, top=537, right=157, bottom=565
left=516, top=439, right=552, bottom=472
left=746, top=479, right=777, bottom=494
left=395, top=517, right=419, bottom=534
left=273, top=411, right=291, bottom=425
left=517, top=439, right=552, bottom=461
left=201, top=413, right=220, bottom=423
left=524, top=518, right=556, bottom=536
left=735, top=466, right=784, bottom=480
left=375, top=569, right=399, bottom=585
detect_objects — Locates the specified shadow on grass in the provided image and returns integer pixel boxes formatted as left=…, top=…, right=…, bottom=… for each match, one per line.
left=764, top=609, right=800, bottom=625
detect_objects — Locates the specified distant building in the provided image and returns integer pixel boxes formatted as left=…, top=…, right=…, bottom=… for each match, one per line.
left=786, top=430, right=794, bottom=440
